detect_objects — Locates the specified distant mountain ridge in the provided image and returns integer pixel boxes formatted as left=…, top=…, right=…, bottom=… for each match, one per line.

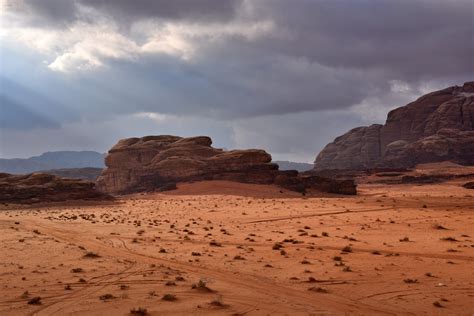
left=0, top=150, right=314, bottom=175
left=0, top=151, right=105, bottom=174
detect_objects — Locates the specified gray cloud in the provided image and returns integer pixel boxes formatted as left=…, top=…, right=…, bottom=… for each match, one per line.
left=0, top=95, right=59, bottom=130
left=80, top=0, right=242, bottom=22
left=249, top=0, right=473, bottom=81
left=14, top=0, right=77, bottom=27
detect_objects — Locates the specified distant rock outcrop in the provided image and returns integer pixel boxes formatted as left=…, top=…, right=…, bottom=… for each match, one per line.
left=97, top=135, right=356, bottom=195
left=314, top=82, right=474, bottom=170
left=0, top=173, right=109, bottom=204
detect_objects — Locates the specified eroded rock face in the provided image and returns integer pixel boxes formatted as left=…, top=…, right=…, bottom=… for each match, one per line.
left=97, top=135, right=356, bottom=195
left=0, top=173, right=109, bottom=203
left=314, top=82, right=474, bottom=170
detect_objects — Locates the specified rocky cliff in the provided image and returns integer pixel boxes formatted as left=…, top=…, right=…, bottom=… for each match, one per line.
left=314, top=82, right=474, bottom=170
left=97, top=135, right=356, bottom=195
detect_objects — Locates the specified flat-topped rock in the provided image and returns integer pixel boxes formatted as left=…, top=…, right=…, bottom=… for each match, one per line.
left=97, top=135, right=356, bottom=195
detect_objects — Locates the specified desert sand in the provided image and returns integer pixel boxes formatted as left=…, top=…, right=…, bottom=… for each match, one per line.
left=0, top=179, right=473, bottom=315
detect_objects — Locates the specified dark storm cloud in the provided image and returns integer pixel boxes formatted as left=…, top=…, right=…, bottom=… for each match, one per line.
left=11, top=0, right=473, bottom=85
left=17, top=0, right=242, bottom=27
left=250, top=0, right=473, bottom=81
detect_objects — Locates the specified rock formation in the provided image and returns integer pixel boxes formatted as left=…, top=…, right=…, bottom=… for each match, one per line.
left=463, top=182, right=474, bottom=189
left=0, top=173, right=109, bottom=203
left=97, top=135, right=356, bottom=195
left=314, top=82, right=474, bottom=170
left=38, top=167, right=103, bottom=181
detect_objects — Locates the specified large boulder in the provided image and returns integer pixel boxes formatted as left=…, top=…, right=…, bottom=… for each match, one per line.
left=97, top=135, right=356, bottom=195
left=314, top=82, right=474, bottom=170
left=0, top=173, right=109, bottom=203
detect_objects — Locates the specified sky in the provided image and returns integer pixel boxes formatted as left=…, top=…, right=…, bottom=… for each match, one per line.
left=0, top=0, right=472, bottom=162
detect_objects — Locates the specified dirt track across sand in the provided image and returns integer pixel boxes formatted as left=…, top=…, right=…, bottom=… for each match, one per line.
left=0, top=180, right=473, bottom=315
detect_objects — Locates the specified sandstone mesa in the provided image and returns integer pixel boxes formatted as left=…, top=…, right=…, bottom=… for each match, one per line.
left=96, top=135, right=356, bottom=195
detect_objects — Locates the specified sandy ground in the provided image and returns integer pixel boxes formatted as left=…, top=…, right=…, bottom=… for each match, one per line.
left=0, top=180, right=473, bottom=315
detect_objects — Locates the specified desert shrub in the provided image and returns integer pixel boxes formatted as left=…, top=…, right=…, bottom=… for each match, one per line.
left=403, top=278, right=418, bottom=284
left=308, top=287, right=328, bottom=293
left=27, top=297, right=42, bottom=305
left=209, top=296, right=228, bottom=308
left=440, top=237, right=458, bottom=242
left=83, top=252, right=101, bottom=259
left=191, top=279, right=213, bottom=292
left=99, top=294, right=116, bottom=300
left=161, top=294, right=177, bottom=301
left=130, top=307, right=148, bottom=315
left=341, top=246, right=352, bottom=253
